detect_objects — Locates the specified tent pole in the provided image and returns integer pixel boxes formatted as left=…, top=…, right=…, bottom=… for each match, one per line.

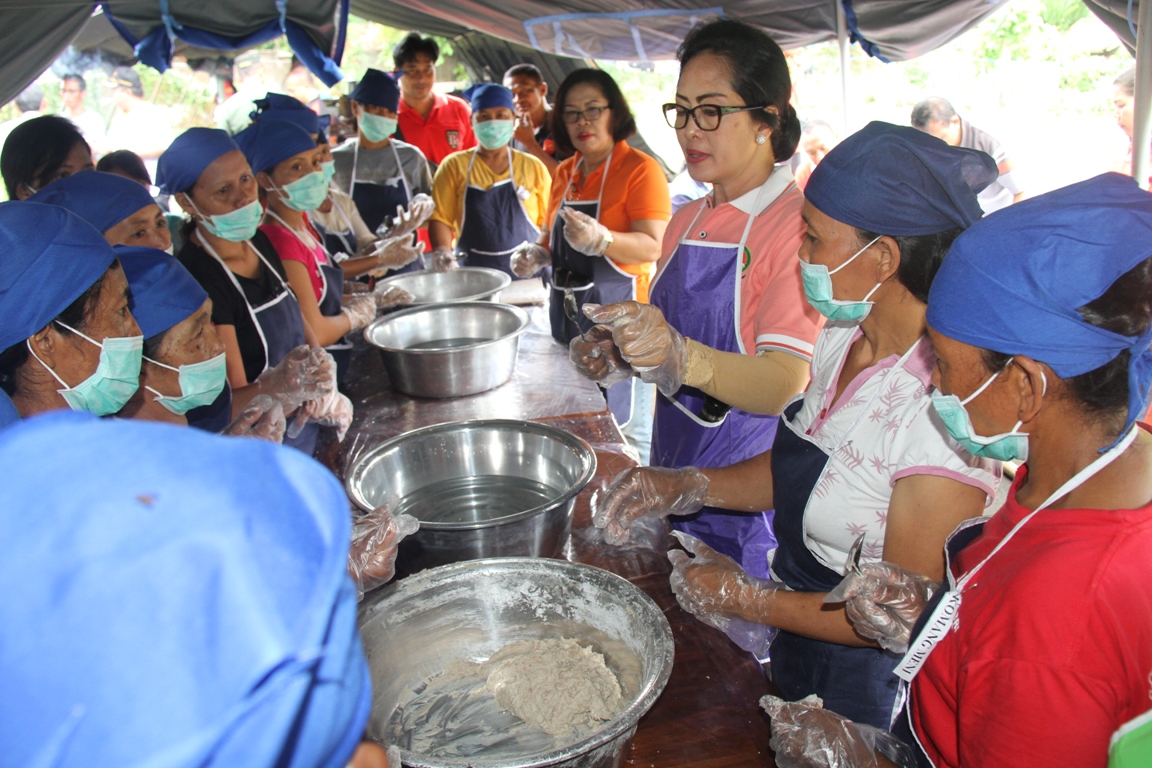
left=836, top=0, right=850, bottom=136
left=1134, top=0, right=1152, bottom=188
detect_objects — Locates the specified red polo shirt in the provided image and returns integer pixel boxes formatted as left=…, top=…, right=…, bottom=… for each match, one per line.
left=397, top=92, right=476, bottom=167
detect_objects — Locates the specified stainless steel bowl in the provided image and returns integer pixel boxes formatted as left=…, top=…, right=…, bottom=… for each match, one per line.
left=346, top=420, right=597, bottom=573
left=376, top=267, right=511, bottom=304
left=364, top=302, right=530, bottom=398
left=358, top=558, right=675, bottom=768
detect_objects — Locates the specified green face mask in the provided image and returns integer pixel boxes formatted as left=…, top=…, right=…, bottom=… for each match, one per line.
left=272, top=170, right=330, bottom=212
left=193, top=199, right=263, bottom=242
left=359, top=112, right=398, bottom=143
left=145, top=352, right=228, bottom=415
left=474, top=119, right=515, bottom=150
left=320, top=159, right=336, bottom=186
left=28, top=323, right=143, bottom=416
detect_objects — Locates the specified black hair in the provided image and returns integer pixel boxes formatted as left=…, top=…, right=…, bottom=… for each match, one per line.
left=0, top=272, right=107, bottom=396
left=111, top=66, right=144, bottom=98
left=62, top=73, right=87, bottom=92
left=15, top=84, right=43, bottom=113
left=981, top=256, right=1152, bottom=433
left=910, top=97, right=956, bottom=130
left=96, top=149, right=151, bottom=185
left=1, top=115, right=90, bottom=199
left=550, top=69, right=637, bottom=156
left=855, top=226, right=964, bottom=305
left=677, top=19, right=801, bottom=160
left=392, top=33, right=439, bottom=69
left=1115, top=67, right=1136, bottom=98
left=504, top=63, right=543, bottom=85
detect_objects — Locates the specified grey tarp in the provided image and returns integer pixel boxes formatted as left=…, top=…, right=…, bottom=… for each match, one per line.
left=1084, top=0, right=1140, bottom=50
left=0, top=3, right=97, bottom=106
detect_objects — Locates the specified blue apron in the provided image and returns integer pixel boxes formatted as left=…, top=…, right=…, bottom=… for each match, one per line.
left=548, top=150, right=635, bottom=426
left=649, top=185, right=786, bottom=580
left=186, top=383, right=233, bottom=434
left=314, top=199, right=358, bottom=260
left=349, top=139, right=423, bottom=274
left=457, top=148, right=540, bottom=278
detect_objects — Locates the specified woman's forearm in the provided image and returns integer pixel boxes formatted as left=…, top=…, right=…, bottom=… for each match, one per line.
left=701, top=449, right=775, bottom=511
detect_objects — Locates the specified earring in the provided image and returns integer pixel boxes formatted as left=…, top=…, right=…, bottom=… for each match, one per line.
left=756, top=135, right=767, bottom=145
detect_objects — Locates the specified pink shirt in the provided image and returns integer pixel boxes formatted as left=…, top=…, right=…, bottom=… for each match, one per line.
left=259, top=216, right=328, bottom=302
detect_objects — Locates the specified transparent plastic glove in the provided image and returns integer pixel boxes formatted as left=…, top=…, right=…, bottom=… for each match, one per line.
left=348, top=507, right=420, bottom=595
left=668, top=530, right=780, bottom=630
left=255, top=344, right=335, bottom=411
left=222, top=394, right=286, bottom=443
left=428, top=246, right=459, bottom=273
left=343, top=280, right=371, bottom=294
left=385, top=745, right=402, bottom=768
left=305, top=390, right=354, bottom=441
left=291, top=348, right=339, bottom=437
left=558, top=207, right=611, bottom=256
left=825, top=562, right=938, bottom=653
left=368, top=233, right=423, bottom=274
left=760, top=695, right=918, bottom=768
left=585, top=301, right=687, bottom=397
left=569, top=325, right=634, bottom=387
left=510, top=241, right=550, bottom=278
left=341, top=294, right=377, bottom=332
left=383, top=193, right=434, bottom=240
left=374, top=283, right=414, bottom=310
left=592, top=466, right=709, bottom=545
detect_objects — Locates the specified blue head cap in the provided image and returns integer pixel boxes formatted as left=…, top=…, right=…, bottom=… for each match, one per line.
left=117, top=246, right=208, bottom=340
left=251, top=92, right=321, bottom=136
left=29, top=170, right=157, bottom=235
left=806, top=121, right=999, bottom=236
left=349, top=68, right=400, bottom=112
left=156, top=128, right=242, bottom=194
left=928, top=172, right=1152, bottom=446
left=234, top=118, right=317, bottom=176
left=0, top=412, right=372, bottom=766
left=463, top=83, right=515, bottom=113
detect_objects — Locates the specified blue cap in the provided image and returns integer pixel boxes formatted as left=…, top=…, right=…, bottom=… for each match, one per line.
left=806, top=121, right=998, bottom=236
left=0, top=202, right=116, bottom=352
left=156, top=128, right=242, bottom=194
left=117, top=246, right=208, bottom=340
left=29, top=170, right=157, bottom=235
left=251, top=92, right=321, bottom=136
left=463, top=83, right=515, bottom=113
left=0, top=411, right=371, bottom=767
left=349, top=68, right=400, bottom=112
left=928, top=173, right=1152, bottom=443
left=234, top=118, right=317, bottom=175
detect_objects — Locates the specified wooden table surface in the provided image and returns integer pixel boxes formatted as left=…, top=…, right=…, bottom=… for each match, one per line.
left=325, top=307, right=776, bottom=767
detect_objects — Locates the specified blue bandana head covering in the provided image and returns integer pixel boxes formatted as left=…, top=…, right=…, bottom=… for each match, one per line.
left=117, top=246, right=208, bottom=340
left=463, top=83, right=515, bottom=113
left=234, top=118, right=317, bottom=176
left=156, top=128, right=242, bottom=194
left=928, top=172, right=1152, bottom=444
left=0, top=412, right=371, bottom=767
left=251, top=92, right=321, bottom=136
left=806, top=121, right=999, bottom=236
left=350, top=69, right=400, bottom=112
left=29, top=170, right=157, bottom=235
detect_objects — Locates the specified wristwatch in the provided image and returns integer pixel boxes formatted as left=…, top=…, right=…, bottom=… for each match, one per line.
left=600, top=229, right=614, bottom=256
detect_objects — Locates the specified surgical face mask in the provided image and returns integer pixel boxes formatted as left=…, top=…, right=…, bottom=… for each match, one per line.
left=359, top=112, right=397, bottom=143
left=271, top=170, right=329, bottom=212
left=192, top=198, right=263, bottom=242
left=930, top=359, right=1046, bottom=462
left=144, top=352, right=227, bottom=415
left=799, top=235, right=883, bottom=323
left=27, top=322, right=143, bottom=416
left=320, top=159, right=336, bottom=186
left=474, top=119, right=515, bottom=150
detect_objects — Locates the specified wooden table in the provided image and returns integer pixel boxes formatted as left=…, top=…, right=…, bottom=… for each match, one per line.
left=325, top=307, right=776, bottom=766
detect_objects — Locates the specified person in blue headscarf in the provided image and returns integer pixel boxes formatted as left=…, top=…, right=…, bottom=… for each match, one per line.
left=30, top=169, right=171, bottom=251
left=0, top=412, right=398, bottom=767
left=589, top=122, right=1003, bottom=728
left=0, top=202, right=142, bottom=429
left=765, top=172, right=1152, bottom=768
left=427, top=83, right=552, bottom=275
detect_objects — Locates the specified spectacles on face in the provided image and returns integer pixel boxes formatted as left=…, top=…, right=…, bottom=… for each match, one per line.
left=662, top=103, right=768, bottom=131
left=561, top=105, right=607, bottom=124
left=61, top=88, right=82, bottom=95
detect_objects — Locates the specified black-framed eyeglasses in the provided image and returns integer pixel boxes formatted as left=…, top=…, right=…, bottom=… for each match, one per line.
left=662, top=103, right=768, bottom=131
left=561, top=106, right=608, bottom=124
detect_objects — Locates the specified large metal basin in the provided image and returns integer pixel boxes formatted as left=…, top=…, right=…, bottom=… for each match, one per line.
left=358, top=558, right=675, bottom=767
left=345, top=420, right=597, bottom=573
left=376, top=266, right=510, bottom=304
left=364, top=302, right=529, bottom=398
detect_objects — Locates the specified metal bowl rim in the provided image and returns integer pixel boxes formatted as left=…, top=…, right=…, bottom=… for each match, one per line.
left=375, top=266, right=512, bottom=304
left=359, top=557, right=676, bottom=768
left=345, top=419, right=598, bottom=525
left=362, top=302, right=530, bottom=354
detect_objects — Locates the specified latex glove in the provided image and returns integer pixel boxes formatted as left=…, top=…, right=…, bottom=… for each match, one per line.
left=428, top=246, right=459, bottom=273
left=760, top=695, right=917, bottom=768
left=569, top=325, right=634, bottom=387
left=368, top=233, right=423, bottom=274
left=255, top=344, right=335, bottom=411
left=382, top=193, right=434, bottom=240
left=592, top=466, right=709, bottom=545
left=304, top=390, right=354, bottom=441
left=348, top=506, right=420, bottom=595
left=222, top=394, right=286, bottom=443
left=558, top=207, right=612, bottom=256
left=342, top=294, right=377, bottom=332
left=343, top=280, right=371, bottom=294
left=585, top=301, right=687, bottom=397
left=824, top=562, right=938, bottom=653
left=510, top=241, right=550, bottom=278
left=668, top=530, right=780, bottom=630
left=374, top=283, right=414, bottom=310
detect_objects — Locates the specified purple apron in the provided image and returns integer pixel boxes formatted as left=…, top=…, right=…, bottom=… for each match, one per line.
left=458, top=148, right=541, bottom=278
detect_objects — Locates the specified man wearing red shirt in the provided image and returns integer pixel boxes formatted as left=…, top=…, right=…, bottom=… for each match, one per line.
left=393, top=33, right=475, bottom=169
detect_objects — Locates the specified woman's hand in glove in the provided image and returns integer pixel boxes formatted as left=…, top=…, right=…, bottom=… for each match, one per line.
left=368, top=234, right=423, bottom=273
left=824, top=562, right=938, bottom=653
left=255, top=344, right=335, bottom=411
left=383, top=193, right=434, bottom=240
left=303, top=390, right=354, bottom=441
left=373, top=284, right=414, bottom=310
left=348, top=506, right=420, bottom=596
left=223, top=394, right=286, bottom=443
left=668, top=531, right=779, bottom=627
left=592, top=466, right=710, bottom=545
left=558, top=207, right=612, bottom=256
left=585, top=301, right=687, bottom=397
left=569, top=325, right=634, bottom=387
left=760, top=695, right=917, bottom=768
left=428, top=246, right=459, bottom=272
left=342, top=295, right=377, bottom=332
left=510, top=242, right=550, bottom=278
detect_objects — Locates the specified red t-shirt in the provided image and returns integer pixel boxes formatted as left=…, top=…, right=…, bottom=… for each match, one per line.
left=397, top=93, right=476, bottom=167
left=911, top=438, right=1152, bottom=767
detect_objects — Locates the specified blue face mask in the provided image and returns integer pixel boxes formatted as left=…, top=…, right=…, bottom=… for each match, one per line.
left=145, top=352, right=227, bottom=415
left=27, top=323, right=143, bottom=416
left=320, top=159, right=336, bottom=186
left=799, top=235, right=883, bottom=323
left=474, top=119, right=515, bottom=150
left=930, top=359, right=1046, bottom=462
left=271, top=170, right=330, bottom=212
left=192, top=199, right=263, bottom=242
left=359, top=113, right=397, bottom=143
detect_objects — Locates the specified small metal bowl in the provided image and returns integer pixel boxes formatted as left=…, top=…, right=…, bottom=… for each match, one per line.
left=345, top=419, right=597, bottom=573
left=364, top=302, right=530, bottom=398
left=376, top=267, right=511, bottom=304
